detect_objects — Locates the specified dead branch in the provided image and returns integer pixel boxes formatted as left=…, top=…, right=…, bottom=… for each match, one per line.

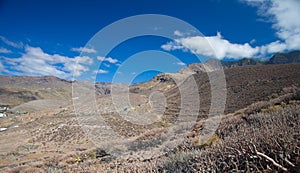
left=279, top=154, right=295, bottom=167
left=252, top=143, right=288, bottom=172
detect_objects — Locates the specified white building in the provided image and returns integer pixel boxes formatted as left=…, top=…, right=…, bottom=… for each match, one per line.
left=0, top=127, right=7, bottom=132
left=0, top=113, right=7, bottom=118
left=0, top=106, right=9, bottom=111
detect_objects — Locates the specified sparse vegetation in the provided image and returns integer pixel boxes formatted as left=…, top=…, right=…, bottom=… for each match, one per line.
left=1, top=63, right=300, bottom=172
left=27, top=139, right=33, bottom=143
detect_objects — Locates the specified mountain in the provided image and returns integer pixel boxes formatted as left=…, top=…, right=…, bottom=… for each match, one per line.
left=224, top=50, right=300, bottom=67
left=0, top=75, right=72, bottom=107
left=176, top=58, right=222, bottom=75
left=266, top=50, right=300, bottom=64
left=0, top=75, right=116, bottom=107
left=130, top=49, right=300, bottom=123
left=0, top=75, right=71, bottom=89
left=177, top=50, right=300, bottom=75
left=221, top=58, right=263, bottom=68
left=129, top=62, right=300, bottom=127
left=152, top=63, right=300, bottom=120
left=179, top=57, right=262, bottom=73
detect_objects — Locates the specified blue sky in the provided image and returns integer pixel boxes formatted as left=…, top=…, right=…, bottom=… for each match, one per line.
left=0, top=0, right=299, bottom=83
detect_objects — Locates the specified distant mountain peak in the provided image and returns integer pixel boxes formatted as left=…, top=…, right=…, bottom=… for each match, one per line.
left=267, top=50, right=300, bottom=65
left=184, top=50, right=300, bottom=72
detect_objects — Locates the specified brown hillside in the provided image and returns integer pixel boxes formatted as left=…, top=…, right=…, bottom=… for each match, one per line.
left=161, top=63, right=300, bottom=121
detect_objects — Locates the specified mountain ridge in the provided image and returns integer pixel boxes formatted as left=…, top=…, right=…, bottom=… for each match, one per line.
left=179, top=50, right=300, bottom=75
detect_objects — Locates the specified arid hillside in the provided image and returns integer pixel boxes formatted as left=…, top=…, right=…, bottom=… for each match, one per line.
left=132, top=63, right=300, bottom=121
left=0, top=75, right=119, bottom=107
left=0, top=63, right=299, bottom=172
left=0, top=76, right=72, bottom=107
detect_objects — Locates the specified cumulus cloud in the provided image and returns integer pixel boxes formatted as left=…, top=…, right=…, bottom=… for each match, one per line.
left=0, top=36, right=23, bottom=48
left=97, top=56, right=119, bottom=64
left=244, top=0, right=300, bottom=51
left=260, top=40, right=287, bottom=54
left=71, top=47, right=97, bottom=53
left=163, top=1, right=300, bottom=59
left=162, top=32, right=260, bottom=59
left=1, top=46, right=93, bottom=78
left=93, top=69, right=108, bottom=74
left=0, top=48, right=12, bottom=54
left=161, top=43, right=185, bottom=51
left=244, top=0, right=300, bottom=52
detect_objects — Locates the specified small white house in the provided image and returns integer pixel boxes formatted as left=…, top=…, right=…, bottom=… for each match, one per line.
left=0, top=113, right=7, bottom=118
left=0, top=127, right=7, bottom=132
left=0, top=106, right=9, bottom=111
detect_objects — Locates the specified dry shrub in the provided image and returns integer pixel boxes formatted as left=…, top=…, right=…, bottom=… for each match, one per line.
left=158, top=105, right=300, bottom=172
left=245, top=86, right=300, bottom=115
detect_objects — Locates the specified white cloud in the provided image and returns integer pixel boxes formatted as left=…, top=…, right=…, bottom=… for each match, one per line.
left=62, top=56, right=93, bottom=77
left=161, top=44, right=173, bottom=51
left=161, top=43, right=184, bottom=51
left=163, top=1, right=300, bottom=59
left=1, top=46, right=93, bottom=78
left=0, top=48, right=12, bottom=54
left=260, top=40, right=287, bottom=54
left=71, top=47, right=97, bottom=53
left=0, top=61, right=9, bottom=75
left=243, top=0, right=300, bottom=51
left=93, top=69, right=109, bottom=74
left=162, top=32, right=260, bottom=59
left=176, top=62, right=186, bottom=66
left=174, top=30, right=184, bottom=37
left=103, top=63, right=110, bottom=68
left=97, top=56, right=119, bottom=64
left=0, top=36, right=23, bottom=48
left=173, top=30, right=194, bottom=37
left=250, top=39, right=256, bottom=44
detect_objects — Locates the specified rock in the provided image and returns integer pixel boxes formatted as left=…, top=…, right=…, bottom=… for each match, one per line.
left=96, top=149, right=109, bottom=158
left=75, top=148, right=87, bottom=151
